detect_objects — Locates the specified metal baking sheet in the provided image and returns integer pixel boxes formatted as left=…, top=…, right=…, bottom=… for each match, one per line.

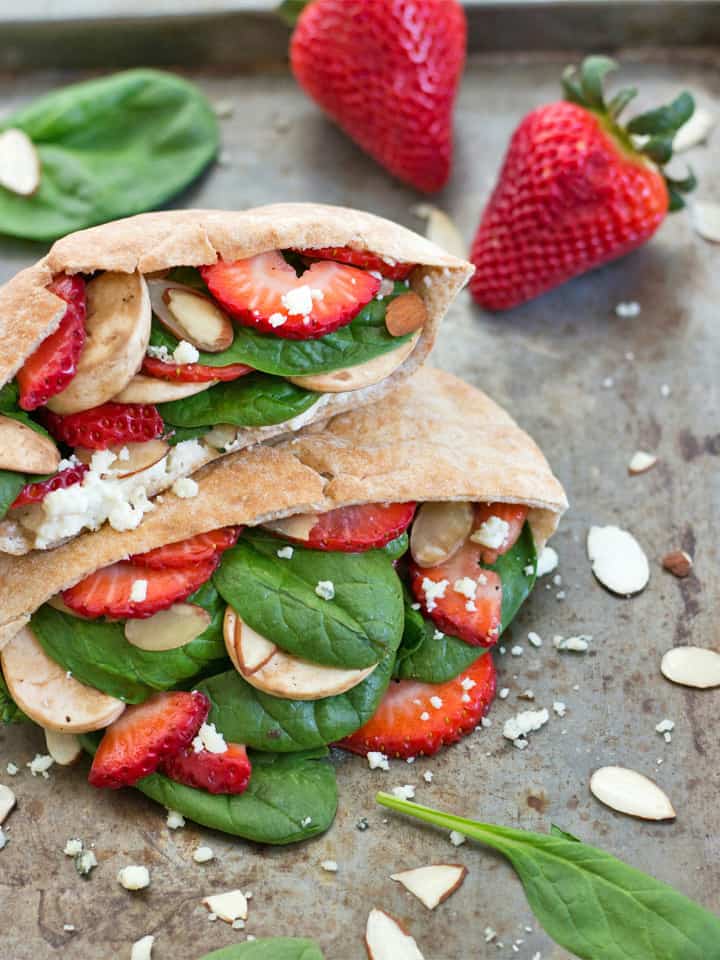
left=0, top=13, right=718, bottom=960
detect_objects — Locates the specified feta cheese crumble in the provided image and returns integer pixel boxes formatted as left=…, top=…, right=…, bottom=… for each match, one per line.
left=166, top=810, right=185, bottom=830
left=423, top=770, right=433, bottom=783
left=193, top=846, right=215, bottom=863
left=75, top=849, right=98, bottom=876
left=421, top=577, right=448, bottom=612
left=470, top=515, right=509, bottom=550
left=147, top=344, right=172, bottom=362
left=203, top=890, right=248, bottom=923
left=503, top=708, right=550, bottom=746
left=171, top=477, right=199, bottom=499
left=268, top=312, right=287, bottom=328
left=391, top=785, right=416, bottom=801
left=453, top=577, right=477, bottom=600
left=367, top=751, right=389, bottom=771
left=615, top=301, right=641, bottom=318
left=528, top=631, right=542, bottom=648
left=130, top=579, right=148, bottom=603
left=193, top=722, right=228, bottom=755
left=172, top=340, right=200, bottom=365
left=536, top=546, right=559, bottom=577
left=553, top=634, right=591, bottom=653
left=553, top=701, right=567, bottom=718
left=277, top=545, right=294, bottom=559
left=320, top=859, right=338, bottom=872
left=449, top=830, right=466, bottom=847
left=117, top=865, right=150, bottom=890
left=64, top=838, right=83, bottom=857
left=282, top=285, right=316, bottom=316
left=28, top=754, right=54, bottom=778
left=315, top=580, right=335, bottom=600
left=429, top=696, right=443, bottom=709
left=5, top=763, right=18, bottom=777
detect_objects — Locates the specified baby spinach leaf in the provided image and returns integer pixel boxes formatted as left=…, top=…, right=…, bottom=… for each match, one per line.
left=0, top=69, right=219, bottom=242
left=200, top=939, right=324, bottom=960
left=0, top=470, right=26, bottom=522
left=393, top=599, right=484, bottom=683
left=214, top=531, right=404, bottom=669
left=158, top=374, right=318, bottom=430
left=551, top=824, right=581, bottom=842
left=377, top=794, right=720, bottom=960
left=482, top=521, right=537, bottom=631
left=0, top=673, right=26, bottom=724
left=382, top=532, right=409, bottom=561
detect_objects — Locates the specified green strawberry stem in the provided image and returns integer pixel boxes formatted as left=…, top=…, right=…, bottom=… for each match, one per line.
left=562, top=55, right=696, bottom=210
left=278, top=0, right=311, bottom=27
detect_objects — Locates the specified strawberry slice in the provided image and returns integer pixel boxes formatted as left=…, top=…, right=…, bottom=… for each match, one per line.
left=163, top=741, right=252, bottom=795
left=408, top=540, right=502, bottom=647
left=337, top=653, right=496, bottom=759
left=130, top=526, right=242, bottom=570
left=88, top=690, right=210, bottom=789
left=142, top=355, right=253, bottom=383
left=201, top=251, right=380, bottom=339
left=472, top=502, right=528, bottom=565
left=10, top=463, right=88, bottom=509
left=62, top=557, right=219, bottom=620
left=296, top=247, right=415, bottom=280
left=287, top=502, right=416, bottom=552
left=43, top=402, right=164, bottom=450
left=17, top=274, right=87, bottom=411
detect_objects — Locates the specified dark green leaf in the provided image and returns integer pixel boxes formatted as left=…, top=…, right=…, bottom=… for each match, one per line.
left=393, top=599, right=485, bottom=684
left=561, top=65, right=585, bottom=106
left=483, top=521, right=537, bottom=631
left=165, top=424, right=212, bottom=447
left=200, top=940, right=324, bottom=960
left=0, top=70, right=219, bottom=242
left=382, top=532, right=409, bottom=561
left=550, top=824, right=581, bottom=842
left=214, top=531, right=404, bottom=669
left=0, top=470, right=27, bottom=522
left=628, top=92, right=695, bottom=137
left=277, top=0, right=312, bottom=28
left=158, top=374, right=318, bottom=430
left=579, top=56, right=619, bottom=110
left=607, top=87, right=638, bottom=120
left=0, top=673, right=27, bottom=723
left=377, top=794, right=720, bottom=960
left=643, top=137, right=673, bottom=165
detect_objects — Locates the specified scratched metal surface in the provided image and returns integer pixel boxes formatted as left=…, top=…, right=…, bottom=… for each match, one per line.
left=0, top=48, right=719, bottom=960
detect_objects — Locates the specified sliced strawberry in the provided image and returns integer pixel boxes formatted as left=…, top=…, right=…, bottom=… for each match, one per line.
left=408, top=540, right=502, bottom=647
left=473, top=502, right=528, bottom=565
left=43, top=402, right=164, bottom=450
left=130, top=526, right=242, bottom=570
left=17, top=274, right=87, bottom=411
left=163, top=741, right=252, bottom=795
left=62, top=557, right=218, bottom=620
left=275, top=502, right=416, bottom=552
left=88, top=690, right=209, bottom=789
left=201, top=251, right=380, bottom=339
left=296, top=247, right=415, bottom=281
left=337, top=653, right=496, bottom=759
left=142, top=355, right=253, bottom=383
left=10, top=463, right=88, bottom=509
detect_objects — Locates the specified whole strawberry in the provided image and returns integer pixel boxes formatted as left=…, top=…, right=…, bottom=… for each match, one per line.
left=288, top=0, right=466, bottom=193
left=470, top=57, right=696, bottom=310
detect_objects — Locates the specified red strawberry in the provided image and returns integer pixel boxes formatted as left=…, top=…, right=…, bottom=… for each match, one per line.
left=201, top=252, right=380, bottom=339
left=142, top=355, right=253, bottom=383
left=88, top=691, right=210, bottom=789
left=130, top=527, right=242, bottom=570
left=62, top=557, right=218, bottom=620
left=472, top=502, right=528, bottom=565
left=10, top=463, right=88, bottom=509
left=470, top=56, right=696, bottom=310
left=296, top=247, right=415, bottom=281
left=408, top=540, right=502, bottom=646
left=43, top=402, right=164, bottom=450
left=289, top=0, right=466, bottom=193
left=273, top=502, right=416, bottom=552
left=337, top=653, right=496, bottom=758
left=163, top=741, right=252, bottom=795
left=17, top=274, right=87, bottom=411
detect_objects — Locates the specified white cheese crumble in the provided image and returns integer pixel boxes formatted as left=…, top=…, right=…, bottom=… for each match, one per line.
left=536, top=546, right=559, bottom=577
left=656, top=718, right=675, bottom=734
left=268, top=312, right=287, bottom=328
left=628, top=450, right=657, bottom=474
left=660, top=383, right=671, bottom=398
left=528, top=631, right=542, bottom=648
left=6, top=763, right=18, bottom=776
left=75, top=850, right=98, bottom=876
left=193, top=846, right=215, bottom=863
left=423, top=771, right=433, bottom=783
left=421, top=577, right=448, bottom=612
left=63, top=924, right=75, bottom=933
left=64, top=838, right=83, bottom=857
left=320, top=859, right=338, bottom=873
left=461, top=677, right=476, bottom=691
left=282, top=285, right=315, bottom=316
left=429, top=696, right=443, bottom=709
left=277, top=546, right=294, bottom=559
left=471, top=515, right=509, bottom=550
left=432, top=629, right=445, bottom=640
left=28, top=754, right=54, bottom=778
left=172, top=340, right=200, bottom=365
left=367, top=751, right=389, bottom=771
left=392, top=784, right=415, bottom=801
left=449, top=830, right=466, bottom=847
left=131, top=935, right=155, bottom=960
left=130, top=579, right=148, bottom=603
left=553, top=701, right=567, bottom=717
left=453, top=577, right=477, bottom=600
left=117, top=865, right=150, bottom=890
left=193, top=722, right=228, bottom=755
left=315, top=580, right=335, bottom=601
left=420, top=711, right=430, bottom=721
left=166, top=810, right=185, bottom=830
left=171, top=476, right=199, bottom=499
left=615, top=301, right=641, bottom=318
left=503, top=708, right=549, bottom=745
left=203, top=890, right=248, bottom=923
left=511, top=645, right=524, bottom=657
left=498, top=687, right=510, bottom=699
left=147, top=344, right=172, bottom=362
left=553, top=635, right=591, bottom=653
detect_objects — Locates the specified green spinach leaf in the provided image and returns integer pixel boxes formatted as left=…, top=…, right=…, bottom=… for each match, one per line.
left=0, top=70, right=219, bottom=242
left=0, top=470, right=26, bottom=522
left=393, top=598, right=484, bottom=683
left=377, top=794, right=720, bottom=960
left=0, top=673, right=26, bottom=723
left=200, top=940, right=324, bottom=960
left=482, top=521, right=537, bottom=631
left=214, top=531, right=404, bottom=669
left=382, top=532, right=409, bottom=561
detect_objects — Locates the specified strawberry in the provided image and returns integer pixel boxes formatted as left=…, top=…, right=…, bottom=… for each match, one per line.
left=130, top=527, right=242, bottom=570
left=472, top=502, right=528, bottom=565
left=163, top=741, right=252, bottom=795
left=289, top=0, right=466, bottom=193
left=10, top=463, right=88, bottom=509
left=296, top=247, right=415, bottom=280
left=275, top=502, right=416, bottom=552
left=88, top=690, right=210, bottom=789
left=408, top=540, right=502, bottom=646
left=62, top=557, right=218, bottom=620
left=201, top=252, right=380, bottom=339
left=43, top=402, right=164, bottom=450
left=17, top=274, right=87, bottom=411
left=337, top=652, right=496, bottom=758
left=142, top=355, right=253, bottom=383
left=470, top=56, right=696, bottom=310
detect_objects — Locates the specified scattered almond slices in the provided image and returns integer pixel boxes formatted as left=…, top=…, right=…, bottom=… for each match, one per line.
left=365, top=908, right=425, bottom=960
left=390, top=864, right=467, bottom=910
left=203, top=889, right=248, bottom=924
left=673, top=106, right=715, bottom=153
left=125, top=603, right=211, bottom=652
left=661, top=550, right=693, bottom=579
left=76, top=440, right=169, bottom=479
left=148, top=279, right=233, bottom=352
left=385, top=292, right=428, bottom=337
left=44, top=729, right=82, bottom=765
left=0, top=128, right=41, bottom=196
left=0, top=415, right=60, bottom=475
left=410, top=501, right=474, bottom=568
left=690, top=202, right=720, bottom=244
left=0, top=784, right=16, bottom=824
left=113, top=374, right=216, bottom=404
left=589, top=766, right=675, bottom=821
left=412, top=204, right=466, bottom=259
left=287, top=333, right=418, bottom=393
left=587, top=525, right=649, bottom=596
left=661, top=646, right=720, bottom=689
left=628, top=450, right=657, bottom=475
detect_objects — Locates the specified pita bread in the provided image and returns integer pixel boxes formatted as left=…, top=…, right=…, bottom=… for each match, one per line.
left=0, top=368, right=567, bottom=648
left=0, top=203, right=473, bottom=554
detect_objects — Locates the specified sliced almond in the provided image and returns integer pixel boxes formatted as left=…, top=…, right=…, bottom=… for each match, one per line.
left=661, top=550, right=693, bottom=578
left=203, top=889, right=248, bottom=923
left=0, top=784, right=16, bottom=824
left=148, top=279, right=233, bottom=352
left=628, top=451, right=657, bottom=475
left=412, top=203, right=466, bottom=258
left=691, top=202, right=720, bottom=243
left=0, top=415, right=60, bottom=474
left=385, top=292, right=428, bottom=337
left=112, top=374, right=216, bottom=404
left=287, top=333, right=418, bottom=393
left=587, top=525, right=649, bottom=596
left=223, top=606, right=276, bottom=674
left=0, top=626, right=125, bottom=733
left=590, top=766, right=675, bottom=821
left=44, top=729, right=82, bottom=766
left=46, top=271, right=151, bottom=415
left=390, top=864, right=467, bottom=910
left=365, top=908, right=425, bottom=960
left=661, top=646, right=720, bottom=689
left=263, top=512, right=318, bottom=543
left=410, top=501, right=474, bottom=568
left=126, top=603, right=210, bottom=652
left=0, top=128, right=41, bottom=196
left=76, top=439, right=169, bottom=478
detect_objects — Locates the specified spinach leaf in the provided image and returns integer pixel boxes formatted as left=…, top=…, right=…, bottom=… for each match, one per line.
left=377, top=794, right=720, bottom=960
left=214, top=531, right=404, bottom=669
left=149, top=281, right=411, bottom=377
left=0, top=470, right=26, bottom=522
left=393, top=598, right=484, bottom=683
left=0, top=673, right=26, bottom=724
left=158, top=374, right=318, bottom=430
left=31, top=594, right=227, bottom=704
left=0, top=69, right=219, bottom=242
left=551, top=824, right=581, bottom=842
left=482, top=521, right=537, bottom=631
left=382, top=532, right=409, bottom=561
left=200, top=939, right=324, bottom=960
